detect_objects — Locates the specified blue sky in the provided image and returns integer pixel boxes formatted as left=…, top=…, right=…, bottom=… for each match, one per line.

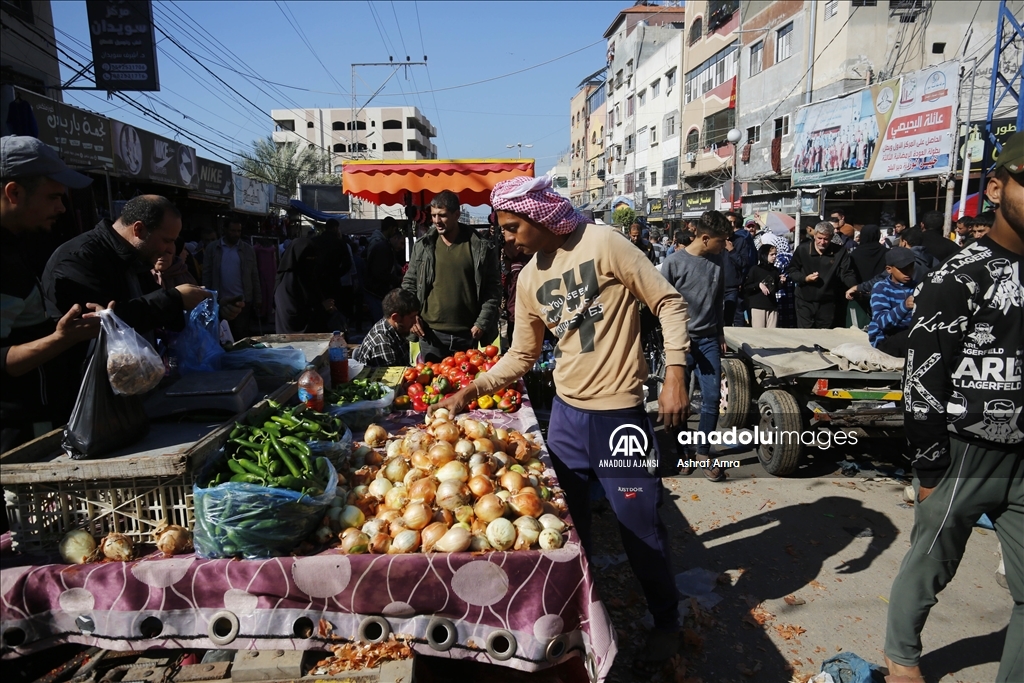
left=50, top=1, right=628, bottom=173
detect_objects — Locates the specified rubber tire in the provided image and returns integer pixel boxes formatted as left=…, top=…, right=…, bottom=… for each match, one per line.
left=756, top=389, right=804, bottom=476
left=718, top=358, right=752, bottom=429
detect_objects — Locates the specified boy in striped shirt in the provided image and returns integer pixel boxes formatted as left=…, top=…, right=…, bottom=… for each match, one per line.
left=867, top=247, right=917, bottom=358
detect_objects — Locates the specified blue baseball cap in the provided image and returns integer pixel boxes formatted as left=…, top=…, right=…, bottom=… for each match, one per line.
left=1, top=135, right=92, bottom=189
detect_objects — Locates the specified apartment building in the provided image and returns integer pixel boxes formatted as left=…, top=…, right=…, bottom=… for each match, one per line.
left=1, top=0, right=62, bottom=120
left=585, top=85, right=608, bottom=205
left=270, top=106, right=438, bottom=174
left=570, top=70, right=606, bottom=207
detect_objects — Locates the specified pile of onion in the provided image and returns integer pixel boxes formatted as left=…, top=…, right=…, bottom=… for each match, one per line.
left=316, top=415, right=570, bottom=554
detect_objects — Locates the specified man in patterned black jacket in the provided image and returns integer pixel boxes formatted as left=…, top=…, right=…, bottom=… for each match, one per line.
left=884, top=131, right=1024, bottom=683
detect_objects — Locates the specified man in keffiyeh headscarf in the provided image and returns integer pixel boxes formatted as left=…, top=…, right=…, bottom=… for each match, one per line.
left=432, top=174, right=694, bottom=666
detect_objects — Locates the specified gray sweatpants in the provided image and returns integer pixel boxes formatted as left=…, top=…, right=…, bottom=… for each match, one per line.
left=885, top=436, right=1024, bottom=682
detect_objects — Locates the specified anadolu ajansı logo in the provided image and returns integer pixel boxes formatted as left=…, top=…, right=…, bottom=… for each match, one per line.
left=608, top=424, right=649, bottom=458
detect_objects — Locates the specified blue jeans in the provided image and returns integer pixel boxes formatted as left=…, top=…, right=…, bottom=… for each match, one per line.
left=685, top=335, right=721, bottom=456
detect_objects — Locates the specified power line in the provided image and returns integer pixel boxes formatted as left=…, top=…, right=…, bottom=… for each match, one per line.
left=274, top=0, right=349, bottom=95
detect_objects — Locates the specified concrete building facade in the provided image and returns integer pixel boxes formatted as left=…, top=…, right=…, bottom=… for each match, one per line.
left=570, top=72, right=605, bottom=207
left=1, top=0, right=62, bottom=125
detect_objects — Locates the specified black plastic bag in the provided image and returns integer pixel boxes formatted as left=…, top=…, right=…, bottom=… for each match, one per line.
left=63, top=328, right=149, bottom=459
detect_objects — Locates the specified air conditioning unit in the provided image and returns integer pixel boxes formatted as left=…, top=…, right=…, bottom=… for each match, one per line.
left=685, top=152, right=697, bottom=163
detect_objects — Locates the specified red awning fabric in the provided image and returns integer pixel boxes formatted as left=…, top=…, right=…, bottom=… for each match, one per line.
left=342, top=159, right=535, bottom=207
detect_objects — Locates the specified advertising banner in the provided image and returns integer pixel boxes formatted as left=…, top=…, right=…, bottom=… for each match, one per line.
left=680, top=189, right=716, bottom=216
left=111, top=121, right=199, bottom=188
left=791, top=77, right=898, bottom=187
left=646, top=197, right=663, bottom=219
left=86, top=0, right=160, bottom=91
left=233, top=174, right=270, bottom=214
left=870, top=61, right=960, bottom=181
left=196, top=158, right=233, bottom=199
left=960, top=118, right=1017, bottom=173
left=14, top=88, right=113, bottom=170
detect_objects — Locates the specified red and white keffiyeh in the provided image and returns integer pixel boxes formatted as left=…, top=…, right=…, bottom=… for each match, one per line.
left=490, top=174, right=586, bottom=235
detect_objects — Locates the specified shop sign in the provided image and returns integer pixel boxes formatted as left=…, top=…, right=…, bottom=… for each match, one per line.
left=681, top=189, right=715, bottom=214
left=646, top=197, right=663, bottom=218
left=14, top=88, right=113, bottom=170
left=111, top=121, right=199, bottom=188
left=233, top=174, right=270, bottom=214
left=86, top=0, right=160, bottom=91
left=743, top=194, right=819, bottom=216
left=272, top=185, right=292, bottom=208
left=959, top=118, right=1017, bottom=173
left=196, top=158, right=232, bottom=199
left=791, top=61, right=960, bottom=186
left=662, top=190, right=683, bottom=220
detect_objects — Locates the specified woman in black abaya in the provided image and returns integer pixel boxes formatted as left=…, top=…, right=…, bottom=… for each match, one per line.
left=274, top=237, right=336, bottom=333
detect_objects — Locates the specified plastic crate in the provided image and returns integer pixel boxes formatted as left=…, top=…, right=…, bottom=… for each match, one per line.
left=4, top=473, right=194, bottom=553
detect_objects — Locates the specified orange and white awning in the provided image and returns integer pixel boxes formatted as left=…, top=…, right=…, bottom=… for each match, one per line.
left=341, top=159, right=535, bottom=207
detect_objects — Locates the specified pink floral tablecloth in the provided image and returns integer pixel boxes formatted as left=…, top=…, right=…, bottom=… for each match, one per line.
left=0, top=404, right=616, bottom=681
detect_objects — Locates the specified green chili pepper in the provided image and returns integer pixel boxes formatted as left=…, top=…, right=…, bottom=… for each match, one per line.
left=229, top=473, right=265, bottom=485
left=279, top=436, right=312, bottom=456
left=230, top=438, right=263, bottom=451
left=235, top=459, right=269, bottom=478
left=229, top=424, right=244, bottom=439
left=227, top=459, right=248, bottom=475
left=271, top=415, right=300, bottom=429
left=270, top=435, right=303, bottom=478
left=269, top=460, right=283, bottom=476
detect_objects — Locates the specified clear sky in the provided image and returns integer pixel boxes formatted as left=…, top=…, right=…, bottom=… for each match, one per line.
left=50, top=1, right=629, bottom=175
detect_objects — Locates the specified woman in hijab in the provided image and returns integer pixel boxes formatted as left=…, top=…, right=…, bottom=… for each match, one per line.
left=851, top=224, right=888, bottom=283
left=758, top=231, right=796, bottom=327
left=274, top=237, right=336, bottom=333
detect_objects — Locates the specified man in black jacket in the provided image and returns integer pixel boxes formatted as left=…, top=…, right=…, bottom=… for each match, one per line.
left=884, top=131, right=1023, bottom=683
left=788, top=221, right=858, bottom=328
left=919, top=209, right=960, bottom=265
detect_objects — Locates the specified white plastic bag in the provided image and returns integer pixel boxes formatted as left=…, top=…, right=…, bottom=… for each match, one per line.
left=99, top=309, right=165, bottom=395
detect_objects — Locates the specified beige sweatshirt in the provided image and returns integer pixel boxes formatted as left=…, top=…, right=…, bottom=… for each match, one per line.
left=474, top=224, right=690, bottom=410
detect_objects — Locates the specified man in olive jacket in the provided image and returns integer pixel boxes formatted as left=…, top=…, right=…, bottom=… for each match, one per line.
left=402, top=190, right=500, bottom=361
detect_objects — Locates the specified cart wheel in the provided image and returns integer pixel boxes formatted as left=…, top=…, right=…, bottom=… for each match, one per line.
left=756, top=390, right=803, bottom=476
left=719, top=358, right=752, bottom=429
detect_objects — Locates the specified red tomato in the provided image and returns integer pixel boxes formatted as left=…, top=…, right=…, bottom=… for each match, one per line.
left=483, top=345, right=499, bottom=358
left=403, top=367, right=419, bottom=382
left=483, top=361, right=496, bottom=371
left=441, top=357, right=456, bottom=368
left=453, top=351, right=467, bottom=363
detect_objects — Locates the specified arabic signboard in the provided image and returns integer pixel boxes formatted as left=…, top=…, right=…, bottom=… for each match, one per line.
left=662, top=190, right=682, bottom=220
left=871, top=61, right=960, bottom=181
left=233, top=174, right=270, bottom=214
left=196, top=158, right=233, bottom=199
left=791, top=61, right=961, bottom=187
left=111, top=121, right=199, bottom=188
left=680, top=189, right=716, bottom=216
left=14, top=88, right=112, bottom=170
left=742, top=193, right=820, bottom=216
left=960, top=118, right=1017, bottom=173
left=86, top=0, right=160, bottom=91
left=271, top=185, right=292, bottom=208
left=646, top=197, right=663, bottom=218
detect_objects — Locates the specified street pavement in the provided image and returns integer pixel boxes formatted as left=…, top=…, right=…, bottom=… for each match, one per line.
left=585, top=431, right=1010, bottom=683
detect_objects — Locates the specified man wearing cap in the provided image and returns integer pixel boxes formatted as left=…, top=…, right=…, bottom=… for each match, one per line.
left=433, top=175, right=691, bottom=666
left=866, top=246, right=917, bottom=358
left=0, top=136, right=110, bottom=452
left=883, top=131, right=1024, bottom=683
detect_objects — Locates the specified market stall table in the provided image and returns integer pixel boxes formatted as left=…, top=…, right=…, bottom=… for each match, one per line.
left=0, top=401, right=617, bottom=682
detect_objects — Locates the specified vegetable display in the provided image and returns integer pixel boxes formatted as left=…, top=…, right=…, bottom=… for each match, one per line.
left=327, top=379, right=390, bottom=406
left=314, top=410, right=570, bottom=554
left=398, top=348, right=523, bottom=413
left=200, top=400, right=344, bottom=494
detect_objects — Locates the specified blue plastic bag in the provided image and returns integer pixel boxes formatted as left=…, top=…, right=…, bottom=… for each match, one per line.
left=178, top=295, right=224, bottom=375
left=193, top=453, right=337, bottom=559
left=820, top=652, right=884, bottom=683
left=220, top=347, right=308, bottom=379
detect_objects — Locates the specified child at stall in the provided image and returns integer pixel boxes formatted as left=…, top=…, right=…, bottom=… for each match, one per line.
left=353, top=288, right=420, bottom=367
left=867, top=247, right=917, bottom=358
left=742, top=244, right=783, bottom=328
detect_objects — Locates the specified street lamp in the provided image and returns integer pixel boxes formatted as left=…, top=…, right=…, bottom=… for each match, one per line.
left=727, top=128, right=742, bottom=210
left=506, top=142, right=533, bottom=159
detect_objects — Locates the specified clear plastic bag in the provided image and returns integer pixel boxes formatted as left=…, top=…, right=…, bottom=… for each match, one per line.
left=98, top=309, right=165, bottom=396
left=220, top=347, right=308, bottom=379
left=326, top=386, right=395, bottom=431
left=307, top=423, right=353, bottom=469
left=178, top=295, right=224, bottom=375
left=193, top=454, right=337, bottom=559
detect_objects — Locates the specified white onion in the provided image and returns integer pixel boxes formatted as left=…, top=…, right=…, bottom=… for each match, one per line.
left=461, top=419, right=488, bottom=440
left=370, top=532, right=391, bottom=554
left=473, top=438, right=495, bottom=454
left=403, top=502, right=432, bottom=530
left=368, top=477, right=393, bottom=499
left=384, top=485, right=410, bottom=511
left=454, top=505, right=475, bottom=525
left=434, top=526, right=472, bottom=553
left=364, top=424, right=387, bottom=447
left=429, top=442, right=456, bottom=468
left=386, top=439, right=402, bottom=460
left=436, top=480, right=469, bottom=510
left=468, top=474, right=494, bottom=497
left=435, top=460, right=469, bottom=483
left=538, top=514, right=566, bottom=533
left=486, top=518, right=516, bottom=551
left=362, top=519, right=387, bottom=537
left=383, top=457, right=410, bottom=483
left=99, top=532, right=134, bottom=562
left=342, top=531, right=370, bottom=554
left=470, top=534, right=492, bottom=552
left=513, top=516, right=542, bottom=550
left=432, top=408, right=451, bottom=422
left=538, top=528, right=564, bottom=550
left=153, top=523, right=192, bottom=556
left=340, top=505, right=365, bottom=530
left=432, top=421, right=460, bottom=444
left=454, top=439, right=475, bottom=458
left=474, top=493, right=506, bottom=523
left=509, top=491, right=543, bottom=518
left=388, top=529, right=420, bottom=554
left=408, top=477, right=437, bottom=505
left=59, top=530, right=97, bottom=564
left=404, top=468, right=428, bottom=487
left=421, top=521, right=449, bottom=552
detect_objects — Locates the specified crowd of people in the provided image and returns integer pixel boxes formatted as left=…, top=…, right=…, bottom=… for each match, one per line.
left=2, top=129, right=1022, bottom=679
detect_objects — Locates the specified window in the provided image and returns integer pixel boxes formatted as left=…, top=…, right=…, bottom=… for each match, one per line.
left=372, top=143, right=377, bottom=150
left=306, top=121, right=315, bottom=128
left=776, top=23, right=793, bottom=62
left=824, top=0, right=839, bottom=19
left=625, top=172, right=634, bottom=194
left=702, top=108, right=736, bottom=147
left=333, top=143, right=345, bottom=153
left=614, top=103, right=621, bottom=125
left=332, top=122, right=344, bottom=131
left=650, top=171, right=657, bottom=187
left=626, top=95, right=634, bottom=117
left=591, top=131, right=598, bottom=144
left=689, top=18, right=702, bottom=45
left=684, top=42, right=739, bottom=103
left=746, top=125, right=760, bottom=143
left=334, top=165, right=343, bottom=173
left=662, top=157, right=679, bottom=186
left=383, top=142, right=403, bottom=152
left=638, top=89, right=646, bottom=107
left=686, top=129, right=699, bottom=154
left=750, top=41, right=763, bottom=76
left=651, top=126, right=658, bottom=145
left=615, top=70, right=623, bottom=87
left=666, top=69, right=677, bottom=90
left=2, top=0, right=34, bottom=21
left=274, top=119, right=295, bottom=132
left=651, top=79, right=660, bottom=98
left=665, top=114, right=676, bottom=137
left=708, top=0, right=738, bottom=31
left=625, top=134, right=634, bottom=153
left=382, top=119, right=402, bottom=129
left=774, top=115, right=790, bottom=138
left=852, top=0, right=877, bottom=5
left=638, top=169, right=646, bottom=187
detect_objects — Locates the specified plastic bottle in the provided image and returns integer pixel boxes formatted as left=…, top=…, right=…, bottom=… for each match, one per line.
left=329, top=330, right=348, bottom=385
left=298, top=364, right=324, bottom=412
